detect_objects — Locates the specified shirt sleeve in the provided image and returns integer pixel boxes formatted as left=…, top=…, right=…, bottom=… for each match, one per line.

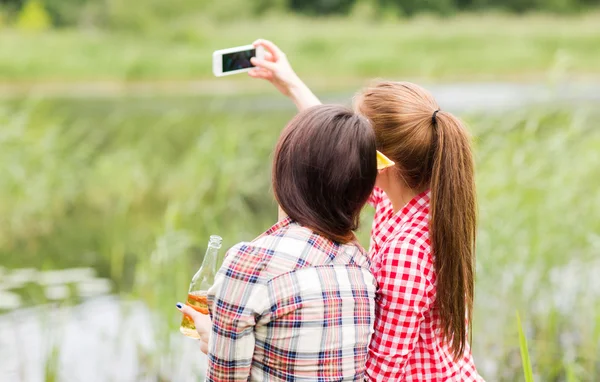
left=367, top=186, right=384, bottom=208
left=366, top=238, right=435, bottom=381
left=206, top=243, right=270, bottom=382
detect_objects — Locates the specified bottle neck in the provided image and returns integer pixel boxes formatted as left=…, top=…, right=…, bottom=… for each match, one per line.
left=201, top=244, right=220, bottom=273
left=201, top=235, right=222, bottom=273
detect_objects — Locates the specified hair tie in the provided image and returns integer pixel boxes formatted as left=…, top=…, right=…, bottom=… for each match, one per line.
left=432, top=109, right=441, bottom=126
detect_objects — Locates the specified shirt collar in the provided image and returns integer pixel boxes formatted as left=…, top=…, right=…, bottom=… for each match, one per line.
left=394, top=189, right=430, bottom=225
left=260, top=216, right=294, bottom=238
left=378, top=189, right=430, bottom=240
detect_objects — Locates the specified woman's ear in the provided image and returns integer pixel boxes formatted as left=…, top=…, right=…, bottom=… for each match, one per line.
left=375, top=167, right=391, bottom=189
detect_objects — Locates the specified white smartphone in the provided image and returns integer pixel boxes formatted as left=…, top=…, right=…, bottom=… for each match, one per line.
left=212, top=44, right=265, bottom=77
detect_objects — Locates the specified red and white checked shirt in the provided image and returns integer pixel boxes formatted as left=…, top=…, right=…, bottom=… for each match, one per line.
left=206, top=217, right=377, bottom=382
left=366, top=187, right=483, bottom=381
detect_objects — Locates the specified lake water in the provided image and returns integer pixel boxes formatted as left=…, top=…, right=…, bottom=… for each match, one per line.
left=2, top=257, right=599, bottom=381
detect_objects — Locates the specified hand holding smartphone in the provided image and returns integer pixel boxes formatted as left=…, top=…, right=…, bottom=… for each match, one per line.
left=212, top=44, right=265, bottom=77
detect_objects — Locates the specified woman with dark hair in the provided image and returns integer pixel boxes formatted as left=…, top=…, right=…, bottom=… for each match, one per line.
left=248, top=40, right=483, bottom=381
left=178, top=105, right=379, bottom=381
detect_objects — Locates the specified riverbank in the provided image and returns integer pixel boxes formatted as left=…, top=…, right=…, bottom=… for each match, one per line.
left=2, top=81, right=597, bottom=116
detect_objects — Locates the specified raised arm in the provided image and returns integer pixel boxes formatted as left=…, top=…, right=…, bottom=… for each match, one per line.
left=249, top=39, right=321, bottom=112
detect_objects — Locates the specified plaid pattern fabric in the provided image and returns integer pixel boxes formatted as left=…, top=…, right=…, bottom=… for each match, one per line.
left=206, top=217, right=377, bottom=382
left=365, top=187, right=483, bottom=382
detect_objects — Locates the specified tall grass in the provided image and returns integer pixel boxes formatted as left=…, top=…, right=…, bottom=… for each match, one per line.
left=0, top=13, right=599, bottom=85
left=517, top=312, right=535, bottom=382
left=0, top=95, right=599, bottom=380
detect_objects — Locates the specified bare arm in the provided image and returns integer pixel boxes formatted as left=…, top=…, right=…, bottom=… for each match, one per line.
left=249, top=39, right=320, bottom=220
left=249, top=39, right=321, bottom=112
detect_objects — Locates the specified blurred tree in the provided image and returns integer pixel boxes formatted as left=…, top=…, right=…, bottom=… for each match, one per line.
left=43, top=0, right=88, bottom=25
left=1, top=0, right=599, bottom=27
left=384, top=0, right=457, bottom=15
left=351, top=0, right=382, bottom=19
left=0, top=0, right=25, bottom=9
left=253, top=0, right=287, bottom=14
left=105, top=0, right=273, bottom=30
left=0, top=0, right=24, bottom=22
left=290, top=0, right=356, bottom=14
left=457, top=0, right=598, bottom=12
left=488, top=0, right=539, bottom=13
left=16, top=0, right=50, bottom=30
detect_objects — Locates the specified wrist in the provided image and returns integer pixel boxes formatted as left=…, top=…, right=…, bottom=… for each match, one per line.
left=287, top=76, right=307, bottom=96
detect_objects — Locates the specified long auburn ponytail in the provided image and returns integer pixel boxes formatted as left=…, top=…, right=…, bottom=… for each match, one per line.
left=355, top=81, right=477, bottom=359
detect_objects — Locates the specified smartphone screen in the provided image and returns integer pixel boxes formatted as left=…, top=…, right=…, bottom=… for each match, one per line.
left=222, top=49, right=256, bottom=73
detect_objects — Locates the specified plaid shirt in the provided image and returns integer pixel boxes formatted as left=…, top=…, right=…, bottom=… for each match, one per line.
left=206, top=218, right=376, bottom=382
left=366, top=187, right=483, bottom=382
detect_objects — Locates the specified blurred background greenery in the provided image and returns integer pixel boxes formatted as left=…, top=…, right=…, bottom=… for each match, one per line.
left=0, top=0, right=599, bottom=381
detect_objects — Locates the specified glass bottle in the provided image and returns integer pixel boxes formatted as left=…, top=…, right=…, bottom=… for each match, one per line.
left=179, top=235, right=222, bottom=339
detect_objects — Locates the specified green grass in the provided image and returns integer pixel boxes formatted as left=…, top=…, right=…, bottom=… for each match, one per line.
left=517, top=312, right=535, bottom=382
left=0, top=13, right=599, bottom=87
left=1, top=94, right=599, bottom=380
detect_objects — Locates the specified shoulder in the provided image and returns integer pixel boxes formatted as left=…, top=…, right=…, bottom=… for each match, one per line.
left=338, top=240, right=372, bottom=270
left=222, top=221, right=311, bottom=271
left=210, top=243, right=272, bottom=318
left=224, top=241, right=263, bottom=263
left=219, top=242, right=268, bottom=286
left=252, top=223, right=313, bottom=258
left=224, top=223, right=324, bottom=282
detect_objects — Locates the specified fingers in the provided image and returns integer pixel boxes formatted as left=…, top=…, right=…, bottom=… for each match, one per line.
left=176, top=302, right=212, bottom=342
left=177, top=302, right=201, bottom=321
left=253, top=39, right=284, bottom=61
left=248, top=68, right=273, bottom=80
left=250, top=57, right=277, bottom=72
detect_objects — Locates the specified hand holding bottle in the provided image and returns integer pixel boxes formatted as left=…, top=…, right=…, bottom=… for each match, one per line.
left=178, top=234, right=222, bottom=348
left=177, top=302, right=211, bottom=354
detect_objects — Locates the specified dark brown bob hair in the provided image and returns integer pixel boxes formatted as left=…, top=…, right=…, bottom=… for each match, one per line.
left=273, top=105, right=377, bottom=243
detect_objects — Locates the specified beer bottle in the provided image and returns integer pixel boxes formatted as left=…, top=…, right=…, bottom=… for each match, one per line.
left=180, top=235, right=222, bottom=339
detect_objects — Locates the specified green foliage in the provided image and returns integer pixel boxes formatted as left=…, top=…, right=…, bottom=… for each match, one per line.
left=1, top=14, right=599, bottom=83
left=464, top=0, right=598, bottom=13
left=378, top=0, right=457, bottom=16
left=290, top=0, right=357, bottom=14
left=42, top=0, right=90, bottom=26
left=471, top=108, right=600, bottom=380
left=16, top=0, right=50, bottom=31
left=517, top=312, right=535, bottom=382
left=1, top=94, right=599, bottom=380
left=1, top=0, right=599, bottom=28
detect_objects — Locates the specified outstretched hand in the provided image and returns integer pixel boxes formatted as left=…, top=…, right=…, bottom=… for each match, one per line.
left=249, top=39, right=321, bottom=111
left=249, top=39, right=302, bottom=97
